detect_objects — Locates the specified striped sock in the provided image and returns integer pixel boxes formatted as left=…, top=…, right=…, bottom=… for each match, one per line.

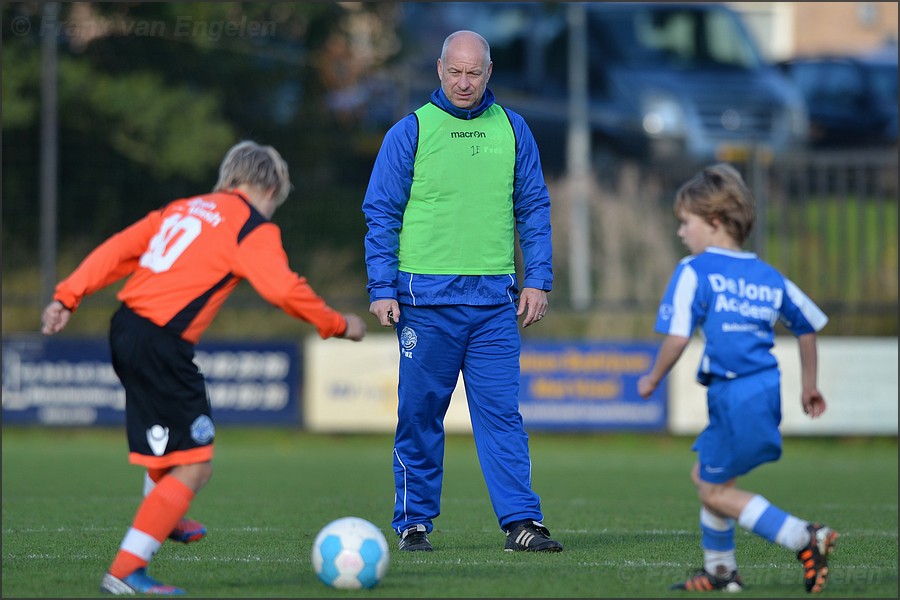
left=109, top=476, right=195, bottom=579
left=738, top=494, right=788, bottom=544
left=775, top=515, right=811, bottom=552
left=700, top=507, right=737, bottom=573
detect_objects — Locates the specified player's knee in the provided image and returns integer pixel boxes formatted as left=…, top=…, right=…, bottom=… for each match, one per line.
left=172, top=461, right=213, bottom=492
left=194, top=462, right=213, bottom=489
left=690, top=463, right=703, bottom=487
left=696, top=482, right=731, bottom=512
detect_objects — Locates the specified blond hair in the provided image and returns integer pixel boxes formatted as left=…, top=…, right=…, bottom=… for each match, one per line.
left=213, top=141, right=292, bottom=206
left=674, top=163, right=755, bottom=246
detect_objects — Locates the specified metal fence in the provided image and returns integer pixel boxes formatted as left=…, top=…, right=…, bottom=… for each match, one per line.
left=544, top=147, right=898, bottom=336
left=3, top=148, right=895, bottom=339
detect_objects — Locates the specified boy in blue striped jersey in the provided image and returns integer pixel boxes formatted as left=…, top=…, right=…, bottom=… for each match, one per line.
left=638, top=163, right=838, bottom=593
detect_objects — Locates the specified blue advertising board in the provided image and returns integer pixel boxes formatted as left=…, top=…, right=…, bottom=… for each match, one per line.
left=2, top=336, right=300, bottom=426
left=519, top=341, right=666, bottom=431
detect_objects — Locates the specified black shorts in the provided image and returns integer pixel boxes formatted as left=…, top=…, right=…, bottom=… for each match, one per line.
left=109, top=304, right=215, bottom=468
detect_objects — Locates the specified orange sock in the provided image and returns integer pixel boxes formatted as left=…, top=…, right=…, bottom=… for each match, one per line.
left=108, top=549, right=147, bottom=580
left=147, top=467, right=170, bottom=484
left=109, top=476, right=195, bottom=579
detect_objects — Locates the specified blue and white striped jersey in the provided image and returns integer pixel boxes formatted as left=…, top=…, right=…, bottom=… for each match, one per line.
left=654, top=247, right=828, bottom=385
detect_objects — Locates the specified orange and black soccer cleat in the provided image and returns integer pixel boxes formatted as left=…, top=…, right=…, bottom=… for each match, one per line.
left=670, top=566, right=744, bottom=592
left=797, top=523, right=839, bottom=593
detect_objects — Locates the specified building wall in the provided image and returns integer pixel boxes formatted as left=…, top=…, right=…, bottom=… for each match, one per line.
left=731, top=1, right=898, bottom=60
left=792, top=1, right=898, bottom=55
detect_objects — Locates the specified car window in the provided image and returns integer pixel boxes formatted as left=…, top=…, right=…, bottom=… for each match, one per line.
left=413, top=2, right=566, bottom=93
left=592, top=6, right=761, bottom=70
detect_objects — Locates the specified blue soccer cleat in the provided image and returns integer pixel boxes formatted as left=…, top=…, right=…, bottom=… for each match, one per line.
left=100, top=568, right=185, bottom=595
left=168, top=517, right=206, bottom=544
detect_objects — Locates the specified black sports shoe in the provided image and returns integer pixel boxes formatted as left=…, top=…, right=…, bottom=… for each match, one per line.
left=670, top=566, right=744, bottom=592
left=797, top=523, right=838, bottom=593
left=504, top=520, right=563, bottom=552
left=398, top=524, right=433, bottom=551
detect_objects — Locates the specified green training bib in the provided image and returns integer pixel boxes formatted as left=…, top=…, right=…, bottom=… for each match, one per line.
left=399, top=103, right=516, bottom=274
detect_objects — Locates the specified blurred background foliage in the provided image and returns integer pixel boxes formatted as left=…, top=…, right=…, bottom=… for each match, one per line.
left=2, top=2, right=896, bottom=339
left=4, top=2, right=406, bottom=338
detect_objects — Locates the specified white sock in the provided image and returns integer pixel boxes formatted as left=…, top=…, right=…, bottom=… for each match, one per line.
left=701, top=508, right=738, bottom=573
left=704, top=549, right=738, bottom=575
left=775, top=515, right=811, bottom=551
left=143, top=472, right=155, bottom=497
left=737, top=495, right=770, bottom=530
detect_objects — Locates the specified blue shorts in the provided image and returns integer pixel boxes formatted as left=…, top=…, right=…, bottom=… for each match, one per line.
left=692, top=369, right=783, bottom=484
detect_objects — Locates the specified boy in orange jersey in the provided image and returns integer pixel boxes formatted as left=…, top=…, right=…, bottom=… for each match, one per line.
left=41, top=140, right=367, bottom=595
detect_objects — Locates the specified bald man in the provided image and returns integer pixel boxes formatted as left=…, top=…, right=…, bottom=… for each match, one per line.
left=362, top=30, right=561, bottom=553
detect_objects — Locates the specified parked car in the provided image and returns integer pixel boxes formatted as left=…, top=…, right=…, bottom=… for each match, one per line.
left=778, top=47, right=899, bottom=147
left=395, top=2, right=810, bottom=173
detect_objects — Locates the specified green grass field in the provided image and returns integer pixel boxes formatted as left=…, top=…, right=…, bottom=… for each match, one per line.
left=2, top=428, right=897, bottom=598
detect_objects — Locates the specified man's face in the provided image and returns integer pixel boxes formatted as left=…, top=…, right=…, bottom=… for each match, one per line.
left=438, top=36, right=492, bottom=110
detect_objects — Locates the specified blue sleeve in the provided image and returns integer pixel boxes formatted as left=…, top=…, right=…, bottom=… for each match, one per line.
left=362, top=115, right=417, bottom=301
left=506, top=108, right=553, bottom=291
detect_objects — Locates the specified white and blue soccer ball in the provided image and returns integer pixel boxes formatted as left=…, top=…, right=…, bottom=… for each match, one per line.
left=311, top=516, right=390, bottom=590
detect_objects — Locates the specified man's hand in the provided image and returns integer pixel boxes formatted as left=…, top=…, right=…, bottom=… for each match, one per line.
left=41, top=300, right=71, bottom=335
left=517, top=287, right=548, bottom=328
left=369, top=299, right=400, bottom=328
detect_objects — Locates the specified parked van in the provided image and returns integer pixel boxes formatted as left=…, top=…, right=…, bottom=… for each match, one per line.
left=779, top=46, right=899, bottom=147
left=397, top=2, right=810, bottom=173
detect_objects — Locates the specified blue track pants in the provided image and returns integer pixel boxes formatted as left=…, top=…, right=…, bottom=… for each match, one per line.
left=391, top=303, right=544, bottom=535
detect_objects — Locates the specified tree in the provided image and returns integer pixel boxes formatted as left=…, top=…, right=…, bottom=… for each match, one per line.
left=3, top=2, right=404, bottom=317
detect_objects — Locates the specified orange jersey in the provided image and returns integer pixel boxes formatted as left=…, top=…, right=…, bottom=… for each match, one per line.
left=54, top=191, right=347, bottom=344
